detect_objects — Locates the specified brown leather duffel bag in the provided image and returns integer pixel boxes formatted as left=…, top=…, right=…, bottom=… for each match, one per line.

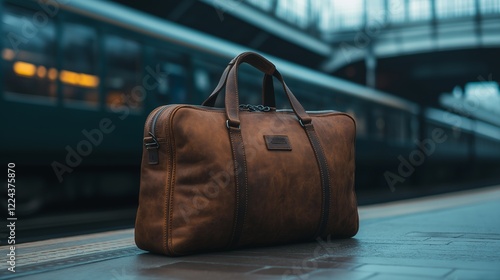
left=135, top=52, right=358, bottom=256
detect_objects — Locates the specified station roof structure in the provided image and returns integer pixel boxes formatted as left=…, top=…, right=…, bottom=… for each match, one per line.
left=110, top=0, right=332, bottom=69
left=112, top=0, right=500, bottom=107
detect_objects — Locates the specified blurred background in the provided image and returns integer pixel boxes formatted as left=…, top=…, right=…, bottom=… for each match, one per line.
left=1, top=0, right=499, bottom=241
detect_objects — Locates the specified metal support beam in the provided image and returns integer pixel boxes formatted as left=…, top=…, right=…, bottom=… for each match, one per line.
left=405, top=0, right=410, bottom=22
left=365, top=45, right=377, bottom=88
left=199, top=0, right=331, bottom=56
left=363, top=0, right=368, bottom=27
left=431, top=0, right=438, bottom=40
left=474, top=0, right=483, bottom=44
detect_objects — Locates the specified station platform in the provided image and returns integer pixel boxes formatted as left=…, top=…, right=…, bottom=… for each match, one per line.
left=2, top=185, right=500, bottom=280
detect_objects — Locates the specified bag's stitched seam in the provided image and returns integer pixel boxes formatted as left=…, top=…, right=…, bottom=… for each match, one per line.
left=166, top=107, right=180, bottom=255
left=141, top=105, right=168, bottom=254
left=228, top=131, right=240, bottom=248
left=153, top=106, right=169, bottom=136
left=163, top=107, right=174, bottom=255
left=312, top=126, right=332, bottom=235
left=306, top=127, right=326, bottom=237
left=145, top=105, right=164, bottom=133
left=320, top=115, right=356, bottom=236
left=152, top=106, right=171, bottom=256
left=228, top=61, right=241, bottom=248
left=312, top=115, right=356, bottom=236
left=231, top=62, right=248, bottom=247
left=306, top=125, right=332, bottom=238
left=232, top=59, right=240, bottom=123
left=315, top=112, right=357, bottom=236
left=234, top=60, right=244, bottom=244
left=238, top=131, right=248, bottom=244
left=168, top=107, right=180, bottom=255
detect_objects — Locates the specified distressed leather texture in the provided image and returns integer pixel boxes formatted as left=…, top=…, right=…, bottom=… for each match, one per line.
left=135, top=52, right=359, bottom=256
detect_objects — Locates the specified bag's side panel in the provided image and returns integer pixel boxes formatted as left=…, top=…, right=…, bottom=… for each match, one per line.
left=314, top=114, right=359, bottom=238
left=237, top=112, right=323, bottom=247
left=168, top=107, right=237, bottom=255
left=135, top=106, right=177, bottom=255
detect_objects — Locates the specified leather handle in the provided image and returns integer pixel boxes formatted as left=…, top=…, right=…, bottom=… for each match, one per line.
left=230, top=52, right=276, bottom=75
left=202, top=53, right=276, bottom=108
left=224, top=52, right=311, bottom=128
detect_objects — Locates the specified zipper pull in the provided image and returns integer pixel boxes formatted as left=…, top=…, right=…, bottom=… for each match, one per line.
left=144, top=132, right=160, bottom=165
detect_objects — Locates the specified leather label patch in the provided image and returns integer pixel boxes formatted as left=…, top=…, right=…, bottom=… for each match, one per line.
left=264, top=135, right=292, bottom=151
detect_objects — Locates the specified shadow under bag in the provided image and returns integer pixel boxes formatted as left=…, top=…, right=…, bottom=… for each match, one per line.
left=135, top=52, right=359, bottom=256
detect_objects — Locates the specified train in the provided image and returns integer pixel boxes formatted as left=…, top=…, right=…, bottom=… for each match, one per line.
left=1, top=0, right=499, bottom=215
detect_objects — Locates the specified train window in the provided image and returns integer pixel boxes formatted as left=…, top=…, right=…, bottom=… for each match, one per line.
left=372, top=108, right=386, bottom=140
left=366, top=0, right=385, bottom=24
left=409, top=0, right=432, bottom=21
left=194, top=69, right=210, bottom=93
left=159, top=62, right=187, bottom=104
left=151, top=50, right=187, bottom=104
left=104, top=35, right=143, bottom=112
left=388, top=0, right=406, bottom=22
left=346, top=103, right=367, bottom=138
left=386, top=111, right=406, bottom=143
left=2, top=4, right=57, bottom=104
left=328, top=94, right=349, bottom=112
left=61, top=23, right=99, bottom=108
left=192, top=59, right=227, bottom=105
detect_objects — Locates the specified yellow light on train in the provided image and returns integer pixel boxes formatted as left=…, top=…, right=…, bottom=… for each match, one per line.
left=60, top=70, right=99, bottom=88
left=60, top=70, right=79, bottom=84
left=3, top=49, right=15, bottom=61
left=79, top=73, right=100, bottom=88
left=37, top=66, right=47, bottom=78
left=13, top=61, right=36, bottom=77
left=48, top=68, right=58, bottom=80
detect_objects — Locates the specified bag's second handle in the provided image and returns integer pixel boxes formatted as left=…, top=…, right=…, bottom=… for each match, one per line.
left=223, top=52, right=312, bottom=128
left=202, top=53, right=276, bottom=108
left=202, top=71, right=275, bottom=108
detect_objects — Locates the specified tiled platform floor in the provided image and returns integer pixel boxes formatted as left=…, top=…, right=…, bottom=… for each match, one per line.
left=2, top=185, right=500, bottom=280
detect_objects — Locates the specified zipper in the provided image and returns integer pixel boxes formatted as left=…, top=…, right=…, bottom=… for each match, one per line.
left=239, top=104, right=272, bottom=112
left=144, top=106, right=169, bottom=165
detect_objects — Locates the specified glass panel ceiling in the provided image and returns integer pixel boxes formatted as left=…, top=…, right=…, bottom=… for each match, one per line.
left=243, top=0, right=500, bottom=32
